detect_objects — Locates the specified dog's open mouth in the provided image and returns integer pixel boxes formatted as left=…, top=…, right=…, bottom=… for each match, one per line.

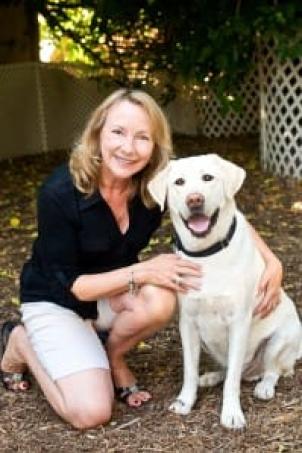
left=182, top=208, right=219, bottom=237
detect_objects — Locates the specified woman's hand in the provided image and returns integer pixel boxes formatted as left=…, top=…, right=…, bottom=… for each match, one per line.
left=253, top=255, right=283, bottom=318
left=135, top=253, right=202, bottom=293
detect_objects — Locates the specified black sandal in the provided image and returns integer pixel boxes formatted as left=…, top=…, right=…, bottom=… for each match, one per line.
left=0, top=321, right=30, bottom=391
left=115, top=383, right=151, bottom=407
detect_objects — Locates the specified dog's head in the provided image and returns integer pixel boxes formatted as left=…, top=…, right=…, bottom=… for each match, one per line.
left=148, top=154, right=246, bottom=239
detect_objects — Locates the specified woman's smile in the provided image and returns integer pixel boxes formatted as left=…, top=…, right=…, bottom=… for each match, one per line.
left=114, top=154, right=137, bottom=165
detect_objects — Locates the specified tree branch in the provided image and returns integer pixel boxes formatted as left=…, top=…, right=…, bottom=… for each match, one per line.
left=235, top=0, right=242, bottom=16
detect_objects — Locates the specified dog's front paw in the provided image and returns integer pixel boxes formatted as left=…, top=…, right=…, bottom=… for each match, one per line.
left=199, top=371, right=224, bottom=388
left=220, top=405, right=246, bottom=429
left=254, top=380, right=275, bottom=400
left=169, top=398, right=192, bottom=415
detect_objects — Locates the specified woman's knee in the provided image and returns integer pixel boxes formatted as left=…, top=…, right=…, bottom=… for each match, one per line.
left=139, top=285, right=177, bottom=325
left=57, top=369, right=114, bottom=429
left=67, top=399, right=112, bottom=430
left=112, top=286, right=176, bottom=336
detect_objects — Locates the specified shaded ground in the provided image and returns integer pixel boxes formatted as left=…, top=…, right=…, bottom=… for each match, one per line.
left=0, top=135, right=301, bottom=452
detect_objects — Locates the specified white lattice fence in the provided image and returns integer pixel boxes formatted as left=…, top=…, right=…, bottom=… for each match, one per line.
left=259, top=44, right=302, bottom=178
left=198, top=71, right=260, bottom=138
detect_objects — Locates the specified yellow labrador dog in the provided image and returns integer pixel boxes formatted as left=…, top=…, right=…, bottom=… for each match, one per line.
left=148, top=154, right=302, bottom=429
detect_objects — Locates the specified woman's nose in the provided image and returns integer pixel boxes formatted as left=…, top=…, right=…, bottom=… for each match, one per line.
left=121, top=136, right=135, bottom=154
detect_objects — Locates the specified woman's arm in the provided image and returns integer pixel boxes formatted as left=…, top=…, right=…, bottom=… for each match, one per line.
left=71, top=266, right=134, bottom=301
left=249, top=223, right=283, bottom=318
left=71, top=254, right=202, bottom=301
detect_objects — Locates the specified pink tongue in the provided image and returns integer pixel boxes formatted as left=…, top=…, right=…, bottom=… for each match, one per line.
left=188, top=215, right=210, bottom=233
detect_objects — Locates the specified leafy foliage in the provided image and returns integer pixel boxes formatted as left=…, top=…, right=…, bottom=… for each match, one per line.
left=34, top=0, right=302, bottom=105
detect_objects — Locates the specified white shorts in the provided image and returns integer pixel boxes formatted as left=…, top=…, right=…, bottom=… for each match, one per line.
left=20, top=302, right=110, bottom=381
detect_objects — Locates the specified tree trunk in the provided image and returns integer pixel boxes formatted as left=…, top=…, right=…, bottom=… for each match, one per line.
left=0, top=1, right=39, bottom=63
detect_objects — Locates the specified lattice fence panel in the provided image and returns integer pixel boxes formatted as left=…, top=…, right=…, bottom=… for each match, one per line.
left=198, top=71, right=260, bottom=138
left=259, top=44, right=302, bottom=179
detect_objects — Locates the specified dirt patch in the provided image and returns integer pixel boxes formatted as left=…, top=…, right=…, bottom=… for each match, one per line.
left=0, top=135, right=301, bottom=452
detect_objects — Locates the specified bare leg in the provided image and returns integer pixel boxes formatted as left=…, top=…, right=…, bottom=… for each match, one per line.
left=106, top=285, right=176, bottom=407
left=1, top=325, right=113, bottom=429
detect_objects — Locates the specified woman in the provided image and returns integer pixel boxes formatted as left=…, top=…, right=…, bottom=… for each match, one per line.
left=0, top=89, right=282, bottom=429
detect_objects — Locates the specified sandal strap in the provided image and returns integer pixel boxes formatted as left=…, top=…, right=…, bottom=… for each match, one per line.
left=116, top=384, right=141, bottom=400
left=0, top=321, right=30, bottom=392
left=3, top=372, right=24, bottom=383
left=1, top=370, right=30, bottom=391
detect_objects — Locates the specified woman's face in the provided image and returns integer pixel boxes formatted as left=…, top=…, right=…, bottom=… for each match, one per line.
left=99, top=100, right=154, bottom=182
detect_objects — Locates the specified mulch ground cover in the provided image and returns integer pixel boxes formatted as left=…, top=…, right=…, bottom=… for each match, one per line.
left=0, top=135, right=301, bottom=452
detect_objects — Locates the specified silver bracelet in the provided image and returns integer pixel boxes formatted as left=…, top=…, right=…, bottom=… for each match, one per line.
left=128, top=270, right=137, bottom=296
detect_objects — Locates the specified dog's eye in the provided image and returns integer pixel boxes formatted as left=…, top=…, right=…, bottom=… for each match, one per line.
left=202, top=174, right=214, bottom=182
left=175, top=178, right=185, bottom=186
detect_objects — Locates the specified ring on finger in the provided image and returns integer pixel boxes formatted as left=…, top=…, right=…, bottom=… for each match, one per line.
left=172, top=275, right=183, bottom=285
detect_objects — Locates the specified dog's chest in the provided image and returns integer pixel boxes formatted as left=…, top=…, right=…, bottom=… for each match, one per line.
left=178, top=228, right=261, bottom=324
left=182, top=259, right=244, bottom=319
left=179, top=265, right=246, bottom=362
left=180, top=284, right=237, bottom=363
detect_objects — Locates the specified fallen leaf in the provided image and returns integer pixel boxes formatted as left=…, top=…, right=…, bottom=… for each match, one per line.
left=11, top=296, right=20, bottom=306
left=10, top=216, right=20, bottom=228
left=137, top=341, right=152, bottom=351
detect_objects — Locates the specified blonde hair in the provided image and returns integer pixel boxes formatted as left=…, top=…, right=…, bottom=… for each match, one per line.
left=69, top=88, right=173, bottom=207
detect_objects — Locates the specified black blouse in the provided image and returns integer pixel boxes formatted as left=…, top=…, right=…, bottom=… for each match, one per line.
left=20, top=164, right=162, bottom=319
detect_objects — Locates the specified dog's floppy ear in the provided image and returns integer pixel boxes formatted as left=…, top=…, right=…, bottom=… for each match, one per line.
left=214, top=155, right=246, bottom=199
left=147, top=163, right=171, bottom=211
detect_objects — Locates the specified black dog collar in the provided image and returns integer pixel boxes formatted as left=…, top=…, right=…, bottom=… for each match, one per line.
left=174, top=216, right=237, bottom=258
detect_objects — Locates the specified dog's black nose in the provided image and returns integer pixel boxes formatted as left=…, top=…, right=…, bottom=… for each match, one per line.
left=186, top=192, right=204, bottom=210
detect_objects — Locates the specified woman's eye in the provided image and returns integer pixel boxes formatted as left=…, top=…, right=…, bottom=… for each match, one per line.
left=112, top=129, right=122, bottom=135
left=175, top=178, right=185, bottom=186
left=137, top=135, right=150, bottom=141
left=202, top=174, right=214, bottom=182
